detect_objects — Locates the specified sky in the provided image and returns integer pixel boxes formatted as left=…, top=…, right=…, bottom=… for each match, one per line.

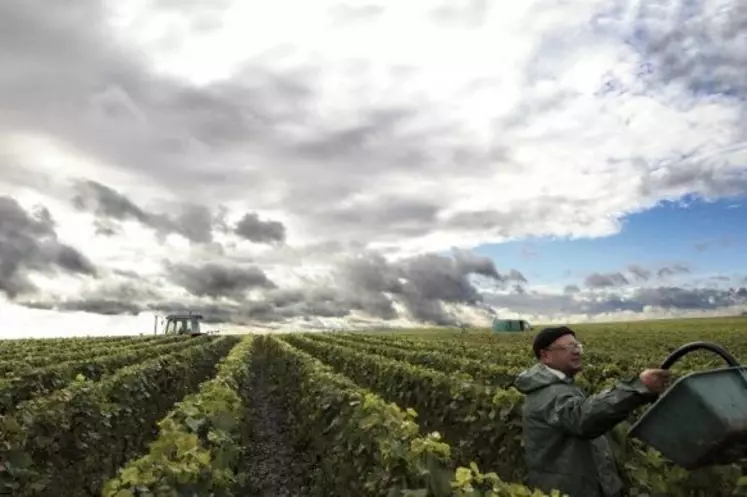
left=1, top=0, right=746, bottom=338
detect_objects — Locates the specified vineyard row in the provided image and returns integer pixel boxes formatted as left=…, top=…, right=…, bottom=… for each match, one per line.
left=2, top=326, right=747, bottom=496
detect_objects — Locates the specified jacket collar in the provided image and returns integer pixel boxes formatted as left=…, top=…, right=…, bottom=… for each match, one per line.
left=540, top=363, right=575, bottom=384
left=544, top=364, right=567, bottom=380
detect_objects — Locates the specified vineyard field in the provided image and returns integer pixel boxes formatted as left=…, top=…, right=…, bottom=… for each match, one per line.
left=1, top=316, right=747, bottom=496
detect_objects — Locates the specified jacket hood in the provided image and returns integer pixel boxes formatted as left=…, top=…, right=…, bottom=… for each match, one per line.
left=513, top=363, right=569, bottom=394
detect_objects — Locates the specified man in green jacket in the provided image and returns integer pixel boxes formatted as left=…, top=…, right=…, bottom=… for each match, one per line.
left=513, top=326, right=670, bottom=497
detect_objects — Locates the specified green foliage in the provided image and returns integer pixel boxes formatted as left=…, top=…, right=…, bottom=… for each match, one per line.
left=284, top=334, right=527, bottom=481
left=0, top=318, right=745, bottom=497
left=255, top=335, right=555, bottom=497
left=0, top=336, right=238, bottom=496
left=0, top=335, right=136, bottom=360
left=450, top=464, right=564, bottom=497
left=0, top=335, right=185, bottom=376
left=0, top=335, right=215, bottom=414
left=102, top=337, right=255, bottom=496
left=295, top=324, right=747, bottom=497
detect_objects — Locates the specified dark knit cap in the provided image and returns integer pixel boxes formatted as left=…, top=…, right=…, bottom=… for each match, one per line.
left=532, top=326, right=576, bottom=358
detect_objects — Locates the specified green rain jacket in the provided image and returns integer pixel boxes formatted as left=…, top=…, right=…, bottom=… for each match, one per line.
left=513, top=363, right=657, bottom=497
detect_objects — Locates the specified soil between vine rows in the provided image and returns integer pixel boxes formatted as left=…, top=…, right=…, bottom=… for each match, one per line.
left=243, top=359, right=313, bottom=497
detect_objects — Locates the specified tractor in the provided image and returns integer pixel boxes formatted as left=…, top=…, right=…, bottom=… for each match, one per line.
left=154, top=311, right=205, bottom=337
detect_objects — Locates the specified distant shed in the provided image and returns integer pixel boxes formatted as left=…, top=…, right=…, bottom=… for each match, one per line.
left=492, top=318, right=531, bottom=332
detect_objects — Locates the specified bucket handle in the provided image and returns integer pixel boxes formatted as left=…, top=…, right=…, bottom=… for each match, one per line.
left=660, top=341, right=741, bottom=369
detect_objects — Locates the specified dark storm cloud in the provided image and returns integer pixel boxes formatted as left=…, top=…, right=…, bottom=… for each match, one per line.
left=511, top=284, right=527, bottom=295
left=657, top=264, right=690, bottom=278
left=0, top=196, right=96, bottom=299
left=173, top=204, right=216, bottom=244
left=506, top=268, right=528, bottom=283
left=36, top=248, right=524, bottom=326
left=166, top=262, right=276, bottom=299
left=19, top=240, right=746, bottom=326
left=58, top=299, right=143, bottom=315
left=72, top=179, right=219, bottom=243
left=452, top=249, right=504, bottom=280
left=244, top=287, right=353, bottom=321
left=584, top=271, right=629, bottom=288
left=330, top=249, right=513, bottom=325
left=142, top=249, right=516, bottom=326
left=234, top=212, right=286, bottom=244
left=399, top=255, right=483, bottom=303
left=627, top=264, right=651, bottom=281
left=564, top=284, right=580, bottom=294
left=19, top=278, right=165, bottom=316
left=72, top=180, right=150, bottom=223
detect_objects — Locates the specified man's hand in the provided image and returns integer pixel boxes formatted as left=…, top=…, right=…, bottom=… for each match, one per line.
left=639, top=369, right=671, bottom=394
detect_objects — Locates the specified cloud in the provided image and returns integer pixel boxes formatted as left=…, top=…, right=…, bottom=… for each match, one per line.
left=283, top=249, right=516, bottom=325
left=585, top=272, right=629, bottom=288
left=582, top=263, right=693, bottom=289
left=166, top=262, right=276, bottom=299
left=506, top=269, right=528, bottom=283
left=72, top=179, right=219, bottom=243
left=234, top=212, right=286, bottom=244
left=485, top=284, right=747, bottom=320
left=244, top=287, right=357, bottom=322
left=72, top=180, right=152, bottom=226
left=626, top=0, right=747, bottom=100
left=627, top=264, right=651, bottom=281
left=1, top=0, right=746, bottom=332
left=16, top=247, right=523, bottom=327
left=694, top=237, right=734, bottom=252
left=657, top=264, right=690, bottom=278
left=5, top=0, right=746, bottom=252
left=631, top=286, right=745, bottom=311
left=0, top=196, right=96, bottom=299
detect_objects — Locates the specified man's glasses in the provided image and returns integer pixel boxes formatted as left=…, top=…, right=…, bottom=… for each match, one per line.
left=546, top=342, right=584, bottom=353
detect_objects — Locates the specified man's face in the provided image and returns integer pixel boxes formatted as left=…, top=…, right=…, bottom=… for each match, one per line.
left=540, top=333, right=583, bottom=375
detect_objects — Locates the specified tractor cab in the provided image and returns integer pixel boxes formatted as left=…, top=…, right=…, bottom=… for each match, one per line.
left=163, top=312, right=204, bottom=337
